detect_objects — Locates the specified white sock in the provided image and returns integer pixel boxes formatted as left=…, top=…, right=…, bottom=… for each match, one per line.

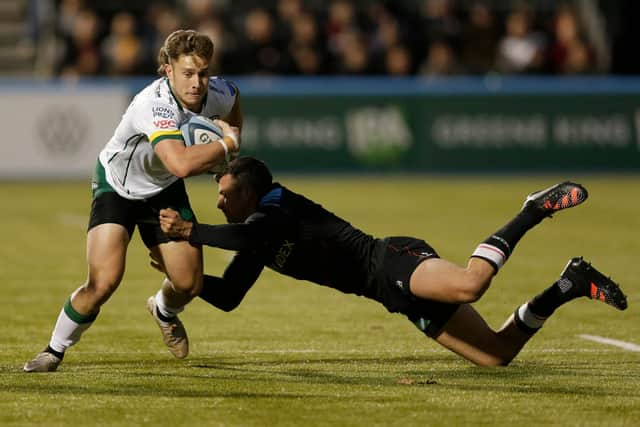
left=154, top=281, right=184, bottom=319
left=49, top=304, right=95, bottom=353
left=516, top=303, right=547, bottom=330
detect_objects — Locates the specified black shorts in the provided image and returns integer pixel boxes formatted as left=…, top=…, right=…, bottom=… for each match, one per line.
left=375, top=236, right=460, bottom=338
left=88, top=162, right=196, bottom=248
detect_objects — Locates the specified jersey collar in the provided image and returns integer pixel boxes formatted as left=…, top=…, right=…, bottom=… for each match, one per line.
left=165, top=78, right=184, bottom=113
left=259, top=184, right=283, bottom=206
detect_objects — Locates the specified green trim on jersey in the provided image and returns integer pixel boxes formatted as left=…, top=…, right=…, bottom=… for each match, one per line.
left=157, top=180, right=195, bottom=221
left=165, top=79, right=185, bottom=113
left=150, top=130, right=182, bottom=147
left=92, top=160, right=115, bottom=199
left=178, top=206, right=195, bottom=222
left=64, top=297, right=98, bottom=324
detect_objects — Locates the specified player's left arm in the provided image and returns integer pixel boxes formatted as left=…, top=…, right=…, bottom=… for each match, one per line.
left=199, top=251, right=264, bottom=312
left=149, top=246, right=262, bottom=313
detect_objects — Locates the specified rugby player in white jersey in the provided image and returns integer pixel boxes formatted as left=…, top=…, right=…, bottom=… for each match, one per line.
left=24, top=29, right=242, bottom=372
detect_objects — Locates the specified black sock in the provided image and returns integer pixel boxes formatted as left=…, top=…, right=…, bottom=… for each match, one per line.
left=490, top=206, right=544, bottom=255
left=45, top=345, right=64, bottom=360
left=472, top=207, right=544, bottom=270
left=528, top=277, right=583, bottom=318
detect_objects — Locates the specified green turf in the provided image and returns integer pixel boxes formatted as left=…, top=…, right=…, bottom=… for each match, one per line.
left=1, top=176, right=638, bottom=426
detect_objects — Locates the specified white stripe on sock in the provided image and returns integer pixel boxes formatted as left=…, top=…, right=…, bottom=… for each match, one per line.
left=472, top=244, right=506, bottom=269
left=517, top=303, right=547, bottom=329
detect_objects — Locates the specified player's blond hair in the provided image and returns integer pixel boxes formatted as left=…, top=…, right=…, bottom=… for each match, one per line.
left=157, top=29, right=214, bottom=76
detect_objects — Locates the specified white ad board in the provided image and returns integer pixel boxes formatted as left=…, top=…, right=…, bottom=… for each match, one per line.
left=0, top=86, right=128, bottom=178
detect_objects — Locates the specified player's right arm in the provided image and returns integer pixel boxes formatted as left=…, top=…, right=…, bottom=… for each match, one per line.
left=153, top=119, right=240, bottom=178
left=159, top=208, right=280, bottom=250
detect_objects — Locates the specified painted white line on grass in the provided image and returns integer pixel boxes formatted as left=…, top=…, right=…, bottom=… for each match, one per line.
left=578, top=334, right=640, bottom=352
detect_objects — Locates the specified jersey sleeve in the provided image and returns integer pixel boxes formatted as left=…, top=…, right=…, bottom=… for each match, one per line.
left=198, top=251, right=264, bottom=312
left=132, top=98, right=183, bottom=147
left=203, top=77, right=238, bottom=118
left=188, top=210, right=281, bottom=250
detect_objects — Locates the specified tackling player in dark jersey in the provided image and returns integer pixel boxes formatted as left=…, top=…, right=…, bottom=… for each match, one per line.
left=156, top=157, right=627, bottom=366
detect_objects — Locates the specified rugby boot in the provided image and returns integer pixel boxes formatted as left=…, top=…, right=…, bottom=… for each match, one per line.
left=23, top=350, right=62, bottom=373
left=146, top=296, right=189, bottom=358
left=560, top=257, right=628, bottom=310
left=522, top=181, right=588, bottom=217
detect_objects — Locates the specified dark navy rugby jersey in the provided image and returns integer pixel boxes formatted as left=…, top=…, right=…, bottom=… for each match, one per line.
left=189, top=183, right=382, bottom=297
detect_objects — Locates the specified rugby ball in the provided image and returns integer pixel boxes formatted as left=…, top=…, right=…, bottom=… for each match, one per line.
left=180, top=115, right=224, bottom=147
left=180, top=115, right=229, bottom=173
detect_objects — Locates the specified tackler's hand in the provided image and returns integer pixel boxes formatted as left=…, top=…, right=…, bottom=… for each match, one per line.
left=159, top=208, right=193, bottom=240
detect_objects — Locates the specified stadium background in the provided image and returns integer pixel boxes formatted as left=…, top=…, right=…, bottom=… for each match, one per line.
left=1, top=2, right=639, bottom=426
left=1, top=0, right=640, bottom=177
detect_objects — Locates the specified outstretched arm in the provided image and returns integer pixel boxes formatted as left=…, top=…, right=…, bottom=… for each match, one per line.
left=159, top=208, right=272, bottom=250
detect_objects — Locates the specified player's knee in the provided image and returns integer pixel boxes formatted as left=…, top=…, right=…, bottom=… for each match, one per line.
left=83, top=277, right=120, bottom=305
left=166, top=275, right=203, bottom=297
left=458, top=270, right=491, bottom=303
left=456, top=284, right=486, bottom=303
left=171, top=282, right=202, bottom=298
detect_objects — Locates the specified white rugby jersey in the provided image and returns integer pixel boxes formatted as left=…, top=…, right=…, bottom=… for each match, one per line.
left=98, top=76, right=237, bottom=200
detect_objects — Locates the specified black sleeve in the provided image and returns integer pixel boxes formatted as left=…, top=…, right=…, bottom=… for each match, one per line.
left=198, top=251, right=264, bottom=312
left=188, top=211, right=274, bottom=251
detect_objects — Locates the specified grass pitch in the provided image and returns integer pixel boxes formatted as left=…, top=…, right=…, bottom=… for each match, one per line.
left=1, top=175, right=638, bottom=426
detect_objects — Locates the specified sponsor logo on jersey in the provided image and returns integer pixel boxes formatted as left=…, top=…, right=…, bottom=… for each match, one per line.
left=272, top=240, right=295, bottom=270
left=152, top=106, right=176, bottom=119
left=153, top=119, right=177, bottom=129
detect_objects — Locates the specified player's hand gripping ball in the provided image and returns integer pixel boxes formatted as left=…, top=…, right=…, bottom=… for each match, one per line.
left=180, top=115, right=231, bottom=173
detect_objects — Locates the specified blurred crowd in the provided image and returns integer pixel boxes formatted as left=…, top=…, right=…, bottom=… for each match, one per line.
left=49, top=0, right=624, bottom=78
